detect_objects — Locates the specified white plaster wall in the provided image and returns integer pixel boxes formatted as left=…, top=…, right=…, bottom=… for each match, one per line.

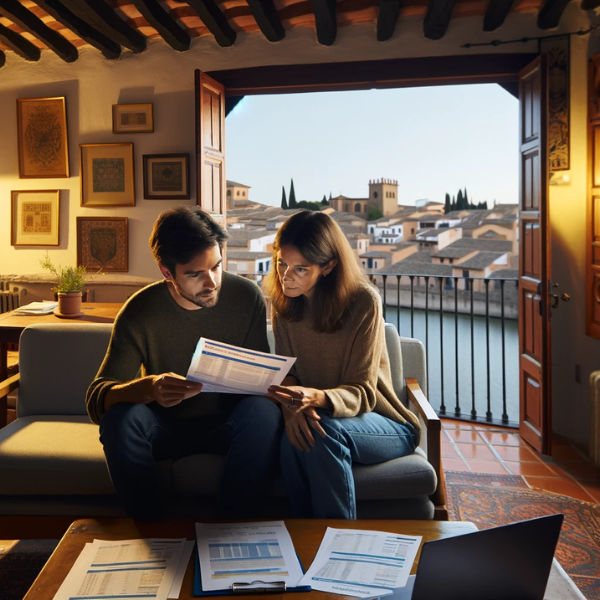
left=0, top=6, right=599, bottom=447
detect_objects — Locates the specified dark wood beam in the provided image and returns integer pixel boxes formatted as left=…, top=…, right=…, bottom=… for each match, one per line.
left=498, top=82, right=518, bottom=98
left=130, top=0, right=190, bottom=52
left=423, top=0, right=457, bottom=40
left=0, top=21, right=41, bottom=60
left=537, top=0, right=570, bottom=28
left=60, top=0, right=146, bottom=53
left=208, top=53, right=539, bottom=96
left=483, top=0, right=515, bottom=31
left=0, top=0, right=78, bottom=61
left=225, top=96, right=244, bottom=116
left=246, top=0, right=285, bottom=42
left=581, top=0, right=600, bottom=10
left=186, top=0, right=236, bottom=47
left=32, top=0, right=121, bottom=59
left=309, top=0, right=337, bottom=45
left=377, top=0, right=401, bottom=41
left=0, top=48, right=5, bottom=68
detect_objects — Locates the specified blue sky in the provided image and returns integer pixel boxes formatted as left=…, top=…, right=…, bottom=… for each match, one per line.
left=225, top=83, right=519, bottom=208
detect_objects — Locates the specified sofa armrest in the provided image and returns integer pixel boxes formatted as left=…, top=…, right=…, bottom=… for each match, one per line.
left=399, top=336, right=427, bottom=397
left=406, top=377, right=447, bottom=520
left=0, top=372, right=19, bottom=429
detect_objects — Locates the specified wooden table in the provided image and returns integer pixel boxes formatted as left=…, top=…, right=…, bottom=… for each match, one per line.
left=23, top=518, right=477, bottom=600
left=0, top=302, right=122, bottom=426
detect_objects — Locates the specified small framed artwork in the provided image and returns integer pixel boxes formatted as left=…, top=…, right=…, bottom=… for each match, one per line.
left=112, top=103, right=154, bottom=133
left=11, top=190, right=60, bottom=246
left=17, top=97, right=69, bottom=178
left=143, top=153, right=190, bottom=199
left=77, top=217, right=128, bottom=272
left=80, top=143, right=135, bottom=207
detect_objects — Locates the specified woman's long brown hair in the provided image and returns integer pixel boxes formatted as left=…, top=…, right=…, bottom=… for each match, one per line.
left=263, top=210, right=368, bottom=333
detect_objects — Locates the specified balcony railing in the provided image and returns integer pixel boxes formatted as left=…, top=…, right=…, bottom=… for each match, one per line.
left=243, top=271, right=520, bottom=428
left=371, top=272, right=519, bottom=428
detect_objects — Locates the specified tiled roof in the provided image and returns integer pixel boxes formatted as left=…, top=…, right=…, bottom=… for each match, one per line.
left=227, top=251, right=272, bottom=260
left=226, top=180, right=251, bottom=188
left=228, top=229, right=275, bottom=240
left=488, top=269, right=519, bottom=279
left=437, top=238, right=513, bottom=254
left=377, top=261, right=452, bottom=276
left=455, top=252, right=506, bottom=270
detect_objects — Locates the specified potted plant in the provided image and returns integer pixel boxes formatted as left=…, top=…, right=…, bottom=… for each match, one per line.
left=40, top=253, right=90, bottom=318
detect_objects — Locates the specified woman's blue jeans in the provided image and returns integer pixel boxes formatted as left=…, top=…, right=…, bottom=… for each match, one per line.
left=280, top=410, right=418, bottom=519
left=99, top=396, right=283, bottom=519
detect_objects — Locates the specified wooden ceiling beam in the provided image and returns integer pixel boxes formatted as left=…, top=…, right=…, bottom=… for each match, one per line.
left=60, top=0, right=146, bottom=53
left=537, top=0, right=570, bottom=28
left=0, top=47, right=5, bottom=67
left=483, top=0, right=515, bottom=31
left=0, top=21, right=40, bottom=60
left=310, top=0, right=337, bottom=45
left=0, top=0, right=78, bottom=61
left=185, top=0, right=236, bottom=47
left=377, top=0, right=401, bottom=41
left=245, top=0, right=285, bottom=42
left=581, top=0, right=600, bottom=10
left=423, top=0, right=457, bottom=40
left=32, top=0, right=121, bottom=59
left=130, top=0, right=190, bottom=52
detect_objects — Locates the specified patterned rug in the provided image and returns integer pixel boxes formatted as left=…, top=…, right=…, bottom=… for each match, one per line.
left=446, top=470, right=600, bottom=599
left=0, top=539, right=58, bottom=600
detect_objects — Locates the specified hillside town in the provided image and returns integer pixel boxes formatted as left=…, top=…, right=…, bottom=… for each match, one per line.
left=224, top=179, right=519, bottom=295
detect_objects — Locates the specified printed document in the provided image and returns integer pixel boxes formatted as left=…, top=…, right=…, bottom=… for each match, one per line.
left=52, top=538, right=188, bottom=600
left=298, top=527, right=421, bottom=598
left=12, top=300, right=58, bottom=315
left=195, top=521, right=305, bottom=592
left=186, top=338, right=296, bottom=395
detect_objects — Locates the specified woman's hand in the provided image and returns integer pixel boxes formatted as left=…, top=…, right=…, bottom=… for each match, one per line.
left=267, top=384, right=329, bottom=414
left=282, top=407, right=327, bottom=451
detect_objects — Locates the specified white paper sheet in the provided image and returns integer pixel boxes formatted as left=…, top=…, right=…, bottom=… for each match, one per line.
left=52, top=538, right=187, bottom=600
left=299, top=527, right=421, bottom=598
left=12, top=301, right=58, bottom=315
left=195, top=521, right=305, bottom=592
left=168, top=540, right=195, bottom=599
left=186, top=338, right=296, bottom=395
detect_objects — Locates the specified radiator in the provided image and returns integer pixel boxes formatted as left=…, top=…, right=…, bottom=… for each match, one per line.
left=0, top=290, right=19, bottom=314
left=591, top=371, right=600, bottom=467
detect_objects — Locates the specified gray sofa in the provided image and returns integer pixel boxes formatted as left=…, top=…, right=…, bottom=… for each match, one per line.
left=0, top=322, right=446, bottom=519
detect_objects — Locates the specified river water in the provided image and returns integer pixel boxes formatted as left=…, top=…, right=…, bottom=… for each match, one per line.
left=383, top=306, right=519, bottom=425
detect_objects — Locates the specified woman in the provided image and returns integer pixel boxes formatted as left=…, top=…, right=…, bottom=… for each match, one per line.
left=264, top=210, right=420, bottom=519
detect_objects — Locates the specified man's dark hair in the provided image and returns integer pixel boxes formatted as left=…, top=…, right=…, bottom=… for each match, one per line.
left=149, top=206, right=229, bottom=275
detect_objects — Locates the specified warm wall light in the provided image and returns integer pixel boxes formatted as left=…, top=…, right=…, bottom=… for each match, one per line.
left=549, top=172, right=571, bottom=185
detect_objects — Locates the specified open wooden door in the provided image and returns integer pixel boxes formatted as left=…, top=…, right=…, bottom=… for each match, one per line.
left=518, top=55, right=552, bottom=455
left=195, top=70, right=226, bottom=217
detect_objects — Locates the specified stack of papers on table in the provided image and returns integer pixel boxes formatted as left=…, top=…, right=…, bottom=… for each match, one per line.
left=52, top=538, right=195, bottom=600
left=12, top=301, right=58, bottom=315
left=194, top=521, right=310, bottom=595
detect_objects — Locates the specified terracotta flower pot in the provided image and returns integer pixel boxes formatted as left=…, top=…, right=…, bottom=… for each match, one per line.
left=54, top=292, right=83, bottom=319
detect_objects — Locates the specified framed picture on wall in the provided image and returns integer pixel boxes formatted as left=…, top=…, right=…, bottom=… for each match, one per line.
left=11, top=190, right=60, bottom=246
left=17, top=97, right=69, bottom=178
left=80, top=143, right=135, bottom=207
left=77, top=216, right=128, bottom=272
left=112, top=103, right=154, bottom=133
left=143, top=153, right=190, bottom=199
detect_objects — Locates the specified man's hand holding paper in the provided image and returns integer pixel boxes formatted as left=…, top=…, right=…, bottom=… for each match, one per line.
left=150, top=372, right=204, bottom=407
left=186, top=338, right=296, bottom=395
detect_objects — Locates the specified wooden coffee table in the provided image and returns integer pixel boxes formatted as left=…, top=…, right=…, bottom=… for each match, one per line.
left=23, top=518, right=477, bottom=600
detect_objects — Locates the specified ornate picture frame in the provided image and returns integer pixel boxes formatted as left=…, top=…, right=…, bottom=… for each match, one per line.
left=143, top=153, right=190, bottom=199
left=11, top=189, right=60, bottom=246
left=17, top=97, right=69, bottom=178
left=80, top=143, right=135, bottom=207
left=76, top=216, right=128, bottom=272
left=112, top=103, right=154, bottom=133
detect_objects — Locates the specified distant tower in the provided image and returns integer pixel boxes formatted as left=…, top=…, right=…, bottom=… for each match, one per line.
left=368, top=178, right=399, bottom=216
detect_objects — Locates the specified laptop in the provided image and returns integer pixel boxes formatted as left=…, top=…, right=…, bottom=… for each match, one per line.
left=407, top=514, right=564, bottom=600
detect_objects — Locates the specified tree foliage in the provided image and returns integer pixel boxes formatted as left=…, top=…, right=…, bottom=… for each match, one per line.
left=289, top=179, right=297, bottom=208
left=444, top=188, right=488, bottom=212
left=281, top=186, right=288, bottom=209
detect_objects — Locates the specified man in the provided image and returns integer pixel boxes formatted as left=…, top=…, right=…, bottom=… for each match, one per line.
left=86, top=206, right=282, bottom=519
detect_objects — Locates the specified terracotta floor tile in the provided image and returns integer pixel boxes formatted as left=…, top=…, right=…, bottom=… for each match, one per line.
left=441, top=442, right=460, bottom=458
left=466, top=460, right=511, bottom=475
left=441, top=420, right=478, bottom=430
left=491, top=444, right=541, bottom=462
left=442, top=457, right=471, bottom=472
left=524, top=476, right=597, bottom=503
left=553, top=461, right=600, bottom=482
left=503, top=460, right=557, bottom=477
left=445, top=429, right=486, bottom=444
left=479, top=430, right=526, bottom=446
left=580, top=482, right=600, bottom=504
left=454, top=442, right=497, bottom=461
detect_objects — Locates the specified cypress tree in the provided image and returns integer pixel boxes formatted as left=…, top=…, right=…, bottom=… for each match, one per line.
left=444, top=193, right=451, bottom=214
left=464, top=187, right=469, bottom=207
left=281, top=186, right=288, bottom=209
left=451, top=195, right=457, bottom=212
left=289, top=179, right=297, bottom=208
left=321, top=195, right=327, bottom=205
left=457, top=189, right=464, bottom=210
